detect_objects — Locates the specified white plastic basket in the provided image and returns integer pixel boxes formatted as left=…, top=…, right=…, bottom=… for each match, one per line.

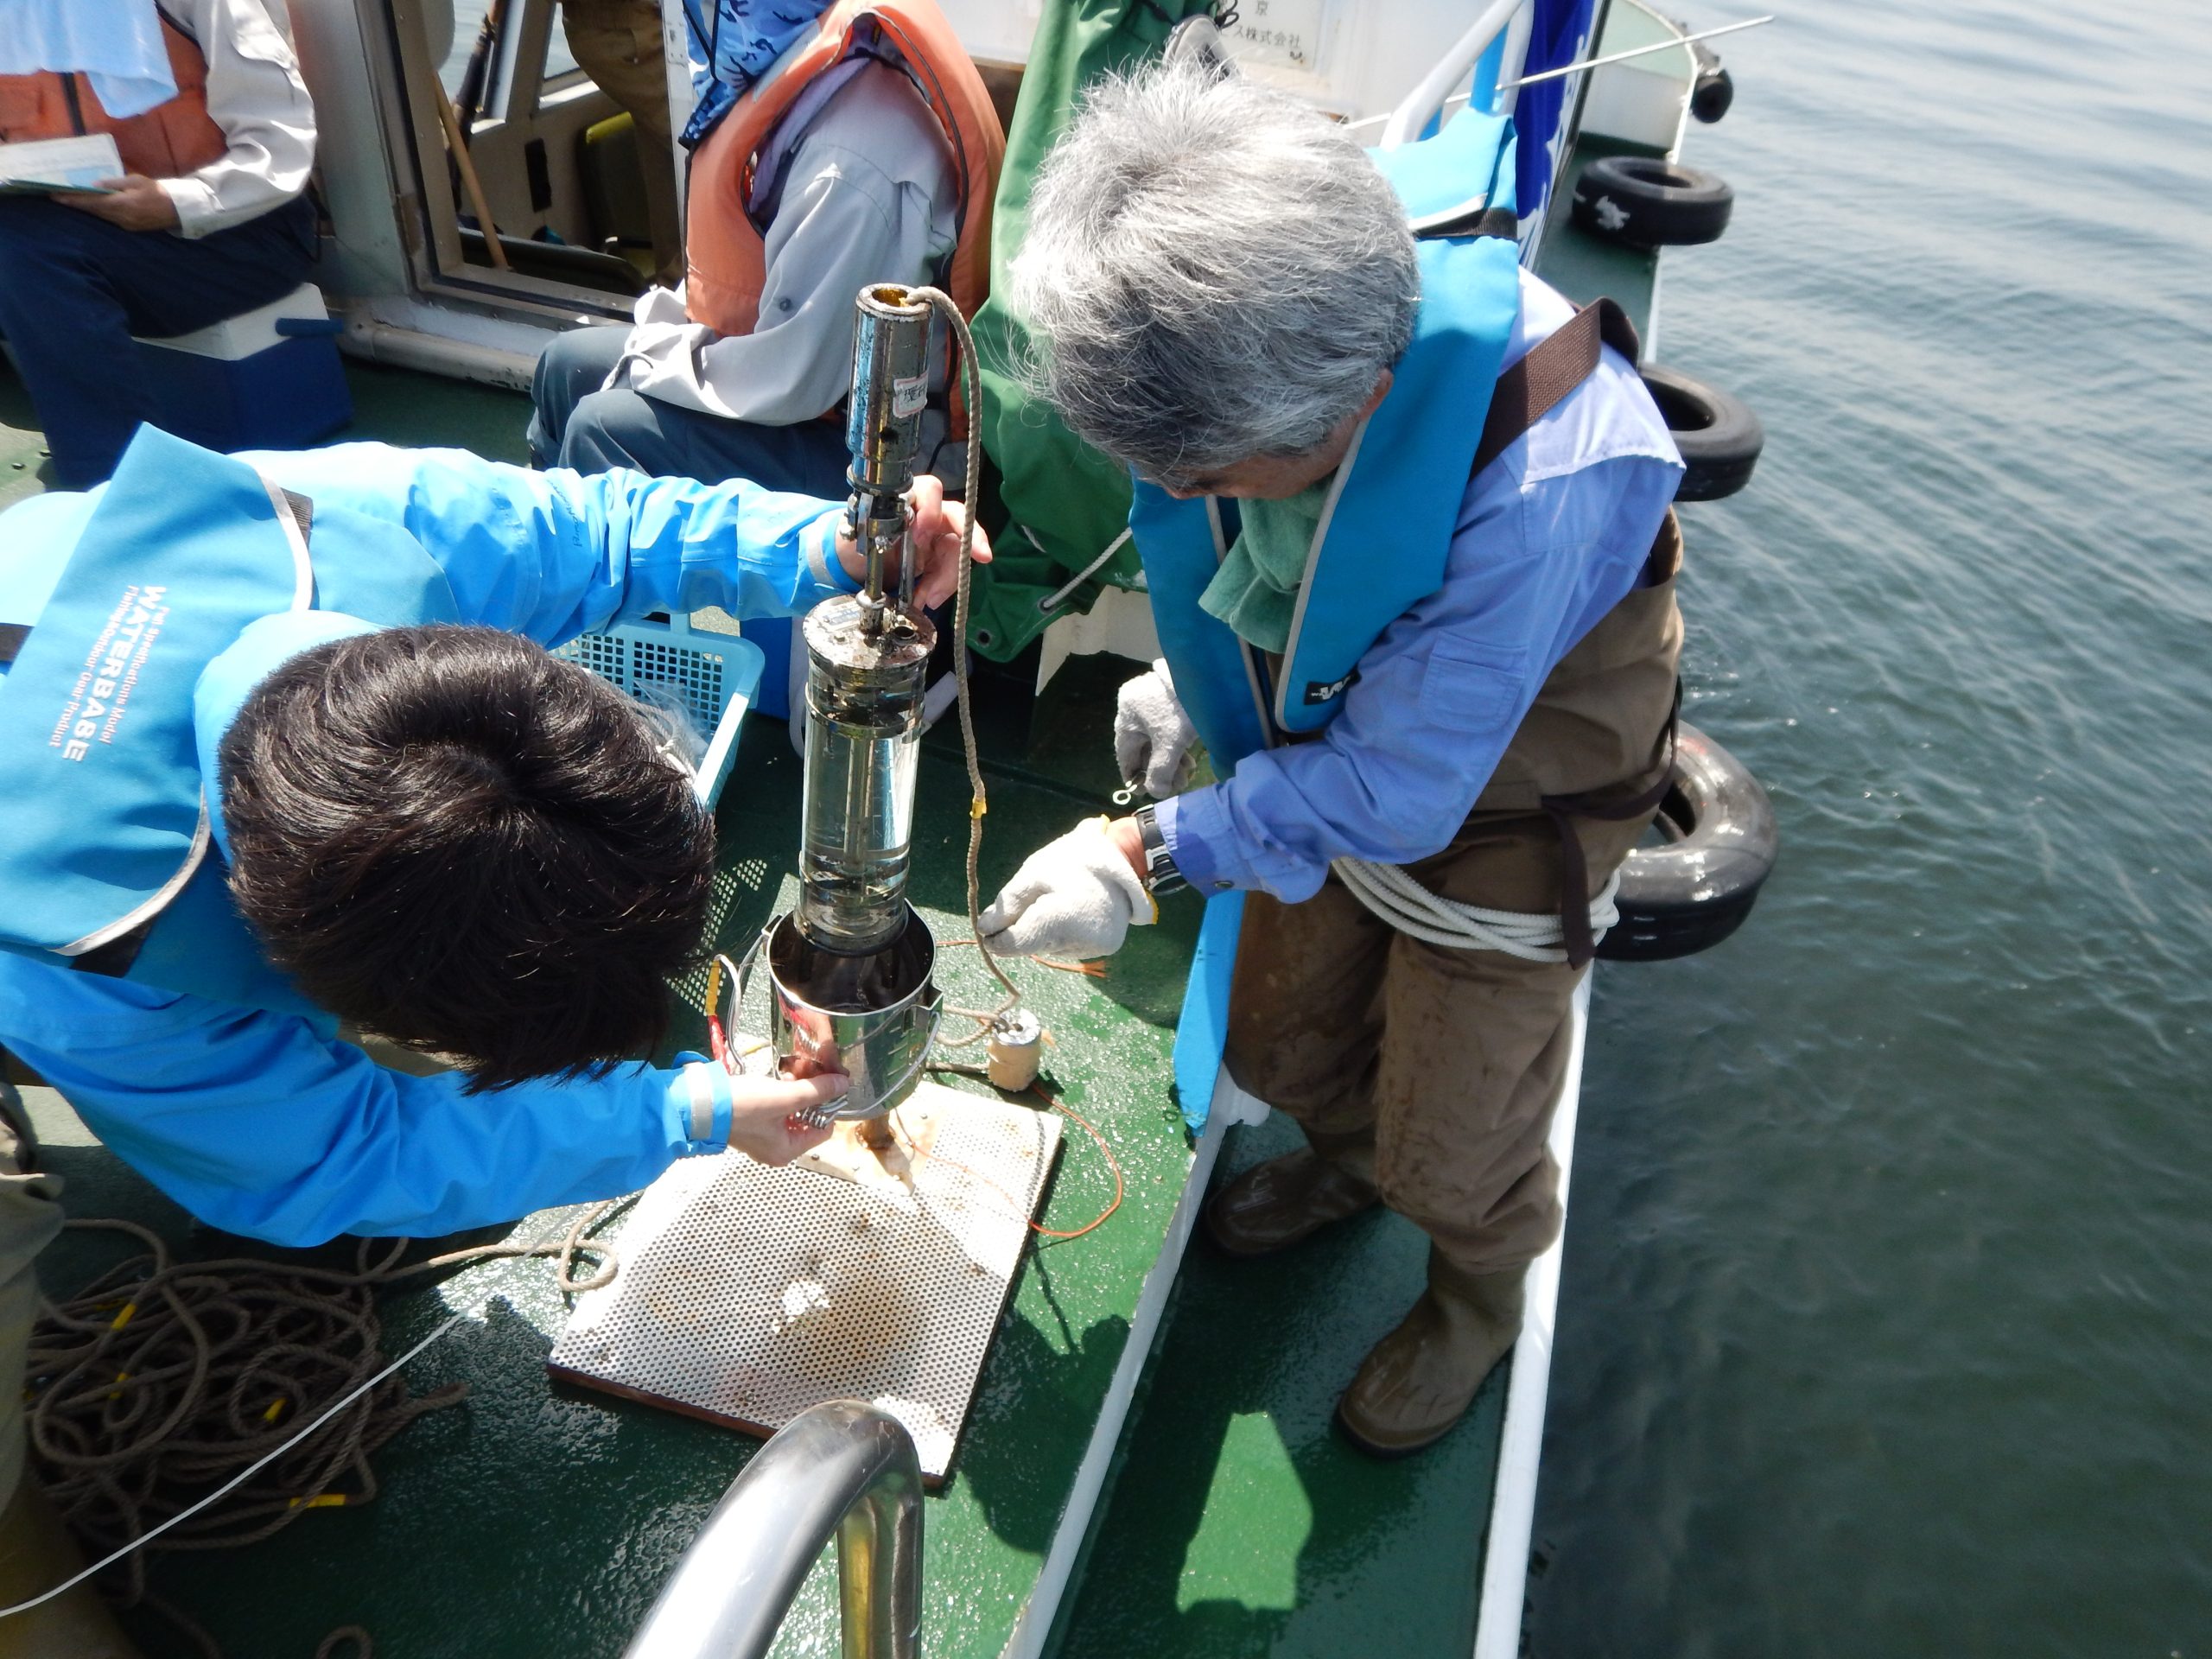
left=553, top=609, right=765, bottom=810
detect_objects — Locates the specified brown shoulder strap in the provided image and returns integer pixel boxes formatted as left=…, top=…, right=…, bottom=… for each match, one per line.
left=1469, top=297, right=1642, bottom=479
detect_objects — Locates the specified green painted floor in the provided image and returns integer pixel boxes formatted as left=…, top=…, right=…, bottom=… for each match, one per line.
left=1047, top=1115, right=1510, bottom=1659
left=35, top=697, right=1206, bottom=1659
left=0, top=363, right=54, bottom=509
left=3, top=353, right=1519, bottom=1657
left=1533, top=134, right=1669, bottom=324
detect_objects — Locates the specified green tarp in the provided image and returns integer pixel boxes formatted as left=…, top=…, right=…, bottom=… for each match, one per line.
left=965, top=0, right=1220, bottom=662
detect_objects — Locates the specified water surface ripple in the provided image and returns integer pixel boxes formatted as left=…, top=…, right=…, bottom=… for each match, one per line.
left=1529, top=3, right=2212, bottom=1654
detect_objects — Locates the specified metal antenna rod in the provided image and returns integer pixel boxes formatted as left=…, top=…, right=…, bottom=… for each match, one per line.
left=1499, top=16, right=1773, bottom=90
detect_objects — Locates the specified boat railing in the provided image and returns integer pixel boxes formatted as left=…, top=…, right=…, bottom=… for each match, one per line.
left=1377, top=0, right=1536, bottom=148
left=621, top=1400, right=924, bottom=1659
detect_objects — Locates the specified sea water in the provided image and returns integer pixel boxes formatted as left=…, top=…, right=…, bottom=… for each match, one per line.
left=1528, top=2, right=2212, bottom=1653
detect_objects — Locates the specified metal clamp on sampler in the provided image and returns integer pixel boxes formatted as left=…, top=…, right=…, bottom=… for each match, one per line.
left=764, top=286, right=944, bottom=1124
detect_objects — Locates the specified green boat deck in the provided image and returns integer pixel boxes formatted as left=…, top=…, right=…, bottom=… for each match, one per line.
left=22, top=678, right=1212, bottom=1657
left=0, top=161, right=1662, bottom=1654
left=0, top=357, right=1513, bottom=1658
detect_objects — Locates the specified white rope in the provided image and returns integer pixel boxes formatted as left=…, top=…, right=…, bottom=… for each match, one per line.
left=0, top=1305, right=473, bottom=1619
left=1332, top=857, right=1620, bottom=963
left=1036, top=526, right=1134, bottom=614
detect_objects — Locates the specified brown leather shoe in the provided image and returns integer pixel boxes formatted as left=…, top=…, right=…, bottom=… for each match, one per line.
left=1336, top=1257, right=1526, bottom=1459
left=1203, top=1147, right=1380, bottom=1258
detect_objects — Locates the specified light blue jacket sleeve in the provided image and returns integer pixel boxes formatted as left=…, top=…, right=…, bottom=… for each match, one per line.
left=1157, top=448, right=1680, bottom=902
left=0, top=955, right=746, bottom=1247
left=0, top=446, right=828, bottom=1243
left=238, top=442, right=855, bottom=644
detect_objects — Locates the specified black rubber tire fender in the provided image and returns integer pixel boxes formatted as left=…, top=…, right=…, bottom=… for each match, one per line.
left=1683, top=27, right=1735, bottom=124
left=1690, top=64, right=1735, bottom=124
left=1598, top=721, right=1777, bottom=962
left=1638, top=363, right=1764, bottom=502
left=1570, top=155, right=1734, bottom=249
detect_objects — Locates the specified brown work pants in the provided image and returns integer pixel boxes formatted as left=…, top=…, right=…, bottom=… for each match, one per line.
left=563, top=0, right=683, bottom=286
left=1225, top=524, right=1683, bottom=1276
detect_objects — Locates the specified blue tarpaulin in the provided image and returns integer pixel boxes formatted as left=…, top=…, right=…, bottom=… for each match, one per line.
left=0, top=0, right=175, bottom=119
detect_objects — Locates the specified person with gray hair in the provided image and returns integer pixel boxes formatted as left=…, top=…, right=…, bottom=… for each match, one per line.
left=1009, top=63, right=1421, bottom=491
left=979, top=56, right=1690, bottom=1458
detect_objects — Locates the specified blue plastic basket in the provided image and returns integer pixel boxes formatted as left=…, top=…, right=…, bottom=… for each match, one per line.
left=553, top=609, right=765, bottom=810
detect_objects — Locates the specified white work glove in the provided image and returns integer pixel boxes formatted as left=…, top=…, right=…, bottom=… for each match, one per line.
left=979, top=817, right=1154, bottom=959
left=1114, top=659, right=1198, bottom=799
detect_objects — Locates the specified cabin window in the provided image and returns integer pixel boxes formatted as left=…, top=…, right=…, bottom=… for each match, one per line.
left=376, top=0, right=684, bottom=317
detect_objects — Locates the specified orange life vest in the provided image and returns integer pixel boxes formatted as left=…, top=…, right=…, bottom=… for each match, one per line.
left=683, top=0, right=1004, bottom=350
left=0, top=12, right=227, bottom=181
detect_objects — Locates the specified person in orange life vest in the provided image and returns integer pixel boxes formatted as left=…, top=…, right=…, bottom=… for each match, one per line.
left=528, top=0, right=1003, bottom=507
left=0, top=0, right=319, bottom=489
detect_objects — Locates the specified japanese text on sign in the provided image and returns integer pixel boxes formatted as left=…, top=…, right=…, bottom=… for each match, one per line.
left=1224, top=0, right=1327, bottom=72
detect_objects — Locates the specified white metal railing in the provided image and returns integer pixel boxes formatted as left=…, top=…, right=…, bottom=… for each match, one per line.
left=1376, top=0, right=1535, bottom=149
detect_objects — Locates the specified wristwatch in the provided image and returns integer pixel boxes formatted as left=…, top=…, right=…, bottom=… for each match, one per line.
left=1132, top=804, right=1187, bottom=896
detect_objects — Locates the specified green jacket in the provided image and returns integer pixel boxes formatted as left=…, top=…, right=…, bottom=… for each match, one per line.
left=965, top=0, right=1219, bottom=662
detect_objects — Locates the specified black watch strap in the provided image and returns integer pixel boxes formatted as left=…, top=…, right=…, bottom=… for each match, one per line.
left=1133, top=804, right=1186, bottom=896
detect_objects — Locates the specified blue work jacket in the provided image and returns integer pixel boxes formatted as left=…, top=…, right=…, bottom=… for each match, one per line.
left=0, top=435, right=853, bottom=1246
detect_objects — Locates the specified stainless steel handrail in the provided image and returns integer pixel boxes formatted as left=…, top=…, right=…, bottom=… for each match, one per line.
left=622, top=1401, right=924, bottom=1659
left=1377, top=0, right=1535, bottom=148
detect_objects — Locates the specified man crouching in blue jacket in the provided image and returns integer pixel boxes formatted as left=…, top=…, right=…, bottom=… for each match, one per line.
left=0, top=426, right=984, bottom=1644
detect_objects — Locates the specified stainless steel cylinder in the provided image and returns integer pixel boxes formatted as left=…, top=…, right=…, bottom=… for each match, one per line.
left=797, top=595, right=936, bottom=956
left=845, top=285, right=931, bottom=499
left=768, top=907, right=941, bottom=1122
left=844, top=286, right=931, bottom=610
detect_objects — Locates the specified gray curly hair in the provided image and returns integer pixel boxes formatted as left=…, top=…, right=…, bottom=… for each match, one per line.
left=1007, top=60, right=1419, bottom=486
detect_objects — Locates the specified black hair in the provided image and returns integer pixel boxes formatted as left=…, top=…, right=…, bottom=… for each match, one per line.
left=218, top=625, right=715, bottom=1090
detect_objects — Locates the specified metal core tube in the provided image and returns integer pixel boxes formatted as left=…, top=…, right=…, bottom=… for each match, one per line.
left=797, top=599, right=934, bottom=955
left=845, top=285, right=932, bottom=626
left=795, top=284, right=938, bottom=957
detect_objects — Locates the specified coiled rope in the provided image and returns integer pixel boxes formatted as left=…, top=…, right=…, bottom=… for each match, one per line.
left=12, top=1205, right=620, bottom=1648
left=1332, top=857, right=1620, bottom=963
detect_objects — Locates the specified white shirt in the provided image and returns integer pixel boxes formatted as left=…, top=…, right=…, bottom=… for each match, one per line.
left=610, top=60, right=958, bottom=428
left=154, top=0, right=318, bottom=240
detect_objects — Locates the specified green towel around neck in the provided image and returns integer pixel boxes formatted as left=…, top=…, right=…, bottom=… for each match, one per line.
left=1197, top=477, right=1335, bottom=653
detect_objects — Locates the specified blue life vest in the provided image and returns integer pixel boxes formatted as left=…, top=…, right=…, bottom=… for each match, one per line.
left=1130, top=111, right=1525, bottom=1124
left=0, top=428, right=459, bottom=1018
left=1131, top=107, right=1524, bottom=768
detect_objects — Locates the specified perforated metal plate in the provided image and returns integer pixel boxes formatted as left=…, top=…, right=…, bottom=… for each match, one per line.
left=548, top=1082, right=1061, bottom=1482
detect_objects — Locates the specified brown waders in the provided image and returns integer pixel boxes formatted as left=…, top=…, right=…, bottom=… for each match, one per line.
left=562, top=0, right=685, bottom=287
left=1208, top=300, right=1685, bottom=1455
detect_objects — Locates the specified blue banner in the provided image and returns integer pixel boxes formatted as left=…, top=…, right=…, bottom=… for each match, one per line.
left=1516, top=0, right=1598, bottom=216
